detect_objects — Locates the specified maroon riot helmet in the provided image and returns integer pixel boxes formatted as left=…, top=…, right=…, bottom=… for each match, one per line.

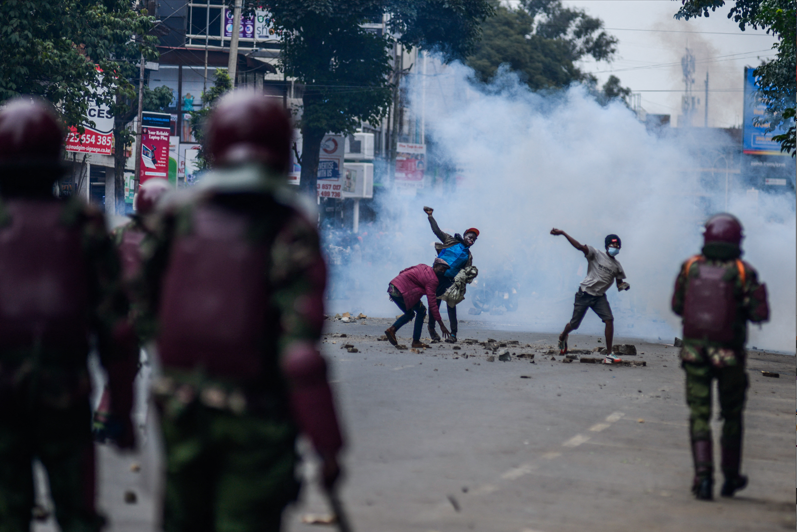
left=704, top=213, right=743, bottom=246
left=702, top=213, right=743, bottom=259
left=133, top=178, right=171, bottom=214
left=0, top=98, right=64, bottom=173
left=204, top=90, right=292, bottom=173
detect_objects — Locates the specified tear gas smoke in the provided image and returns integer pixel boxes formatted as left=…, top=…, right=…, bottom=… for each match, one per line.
left=322, top=61, right=795, bottom=354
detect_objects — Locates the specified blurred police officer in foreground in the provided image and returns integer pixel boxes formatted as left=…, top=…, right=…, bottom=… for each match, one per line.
left=671, top=213, right=769, bottom=501
left=0, top=98, right=137, bottom=530
left=94, top=178, right=171, bottom=442
left=139, top=90, right=344, bottom=531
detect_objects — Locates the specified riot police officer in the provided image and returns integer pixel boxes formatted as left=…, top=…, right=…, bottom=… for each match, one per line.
left=94, top=177, right=171, bottom=441
left=671, top=213, right=769, bottom=500
left=0, top=98, right=137, bottom=530
left=140, top=90, right=344, bottom=531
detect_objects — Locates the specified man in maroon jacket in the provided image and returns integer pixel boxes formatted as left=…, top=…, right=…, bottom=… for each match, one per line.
left=385, top=258, right=451, bottom=348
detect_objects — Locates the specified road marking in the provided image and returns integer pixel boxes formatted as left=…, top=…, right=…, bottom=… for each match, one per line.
left=589, top=422, right=611, bottom=432
left=392, top=365, right=415, bottom=371
left=605, top=411, right=625, bottom=423
left=501, top=463, right=537, bottom=480
left=563, top=434, right=590, bottom=448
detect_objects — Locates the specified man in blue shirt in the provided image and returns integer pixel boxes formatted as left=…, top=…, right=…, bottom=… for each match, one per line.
left=424, top=207, right=479, bottom=343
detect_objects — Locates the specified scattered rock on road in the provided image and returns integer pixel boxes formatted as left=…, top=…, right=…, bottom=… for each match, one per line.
left=487, top=356, right=495, bottom=362
left=761, top=371, right=780, bottom=378
left=613, top=344, right=637, bottom=356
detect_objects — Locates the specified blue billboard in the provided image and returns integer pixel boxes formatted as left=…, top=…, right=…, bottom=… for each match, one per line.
left=742, top=67, right=789, bottom=155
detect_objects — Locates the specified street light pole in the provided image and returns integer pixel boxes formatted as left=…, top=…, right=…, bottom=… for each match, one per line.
left=227, top=0, right=242, bottom=87
left=133, top=51, right=145, bottom=189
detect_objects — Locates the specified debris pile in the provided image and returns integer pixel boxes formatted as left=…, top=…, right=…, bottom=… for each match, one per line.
left=329, top=312, right=368, bottom=323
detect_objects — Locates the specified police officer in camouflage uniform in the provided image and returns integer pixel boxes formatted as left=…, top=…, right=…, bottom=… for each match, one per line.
left=0, top=98, right=138, bottom=531
left=139, top=91, right=344, bottom=532
left=671, top=213, right=769, bottom=501
left=94, top=178, right=171, bottom=441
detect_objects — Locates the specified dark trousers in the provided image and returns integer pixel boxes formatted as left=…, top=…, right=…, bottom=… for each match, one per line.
left=0, top=400, right=104, bottom=532
left=389, top=290, right=427, bottom=342
left=429, top=277, right=457, bottom=335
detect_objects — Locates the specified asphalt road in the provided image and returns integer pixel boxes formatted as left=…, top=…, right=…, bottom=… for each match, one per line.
left=34, top=318, right=795, bottom=532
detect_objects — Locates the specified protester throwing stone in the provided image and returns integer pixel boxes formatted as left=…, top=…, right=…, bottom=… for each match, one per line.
left=385, top=258, right=451, bottom=348
left=671, top=213, right=769, bottom=501
left=423, top=206, right=478, bottom=343
left=550, top=228, right=629, bottom=361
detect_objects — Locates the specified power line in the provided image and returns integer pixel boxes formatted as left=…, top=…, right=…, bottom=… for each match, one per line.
left=588, top=49, right=776, bottom=74
left=604, top=27, right=775, bottom=36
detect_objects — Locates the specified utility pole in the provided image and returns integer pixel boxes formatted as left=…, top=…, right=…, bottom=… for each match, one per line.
left=704, top=71, right=709, bottom=128
left=203, top=0, right=210, bottom=93
left=133, top=51, right=145, bottom=189
left=227, top=0, right=242, bottom=87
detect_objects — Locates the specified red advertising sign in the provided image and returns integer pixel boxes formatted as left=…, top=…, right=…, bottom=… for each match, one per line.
left=65, top=127, right=114, bottom=155
left=139, top=124, right=170, bottom=184
left=395, top=142, right=426, bottom=187
left=65, top=85, right=115, bottom=155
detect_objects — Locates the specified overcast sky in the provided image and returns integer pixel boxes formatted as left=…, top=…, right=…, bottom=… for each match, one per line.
left=507, top=0, right=779, bottom=128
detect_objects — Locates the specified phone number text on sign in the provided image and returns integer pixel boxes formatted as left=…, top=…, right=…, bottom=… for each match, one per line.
left=317, top=183, right=342, bottom=199
left=66, top=127, right=114, bottom=155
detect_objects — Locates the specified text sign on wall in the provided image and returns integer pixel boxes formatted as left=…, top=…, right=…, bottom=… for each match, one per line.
left=138, top=112, right=171, bottom=185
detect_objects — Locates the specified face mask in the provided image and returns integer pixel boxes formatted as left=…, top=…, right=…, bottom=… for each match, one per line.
left=608, top=247, right=620, bottom=257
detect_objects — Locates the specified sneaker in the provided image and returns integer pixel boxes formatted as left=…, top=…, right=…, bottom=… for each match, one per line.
left=558, top=337, right=568, bottom=355
left=444, top=334, right=457, bottom=344
left=428, top=329, right=442, bottom=342
left=603, top=354, right=622, bottom=364
left=411, top=341, right=430, bottom=349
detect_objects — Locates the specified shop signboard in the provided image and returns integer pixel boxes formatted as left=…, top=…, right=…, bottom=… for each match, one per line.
left=224, top=8, right=280, bottom=41
left=342, top=163, right=374, bottom=199
left=138, top=112, right=171, bottom=185
left=65, top=82, right=114, bottom=155
left=743, top=67, right=790, bottom=156
left=317, top=134, right=345, bottom=199
left=395, top=142, right=425, bottom=187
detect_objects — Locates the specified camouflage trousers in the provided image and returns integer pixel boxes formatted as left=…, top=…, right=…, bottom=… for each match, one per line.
left=683, top=361, right=748, bottom=444
left=158, top=400, right=300, bottom=532
left=0, top=400, right=104, bottom=532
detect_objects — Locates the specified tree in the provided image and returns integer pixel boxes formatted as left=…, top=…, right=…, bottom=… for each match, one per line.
left=466, top=0, right=618, bottom=91
left=0, top=0, right=161, bottom=211
left=188, top=69, right=233, bottom=171
left=266, top=0, right=494, bottom=196
left=0, top=1, right=157, bottom=130
left=675, top=0, right=795, bottom=156
left=595, top=75, right=632, bottom=107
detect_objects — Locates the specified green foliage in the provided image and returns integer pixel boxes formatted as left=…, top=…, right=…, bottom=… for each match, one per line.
left=595, top=75, right=632, bottom=107
left=675, top=0, right=795, bottom=156
left=262, top=0, right=493, bottom=193
left=0, top=0, right=158, bottom=130
left=466, top=0, right=617, bottom=91
left=188, top=69, right=233, bottom=170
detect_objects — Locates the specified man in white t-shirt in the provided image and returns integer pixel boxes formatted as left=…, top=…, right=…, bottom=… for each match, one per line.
left=550, top=228, right=630, bottom=360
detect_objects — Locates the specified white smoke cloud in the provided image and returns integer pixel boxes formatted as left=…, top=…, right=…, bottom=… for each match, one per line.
left=324, top=60, right=795, bottom=354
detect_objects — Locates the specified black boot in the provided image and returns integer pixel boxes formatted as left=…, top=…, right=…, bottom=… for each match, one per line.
left=691, top=439, right=714, bottom=501
left=720, top=439, right=748, bottom=497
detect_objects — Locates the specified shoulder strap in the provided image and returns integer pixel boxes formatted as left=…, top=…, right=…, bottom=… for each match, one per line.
left=735, top=259, right=746, bottom=286
left=683, top=255, right=702, bottom=276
